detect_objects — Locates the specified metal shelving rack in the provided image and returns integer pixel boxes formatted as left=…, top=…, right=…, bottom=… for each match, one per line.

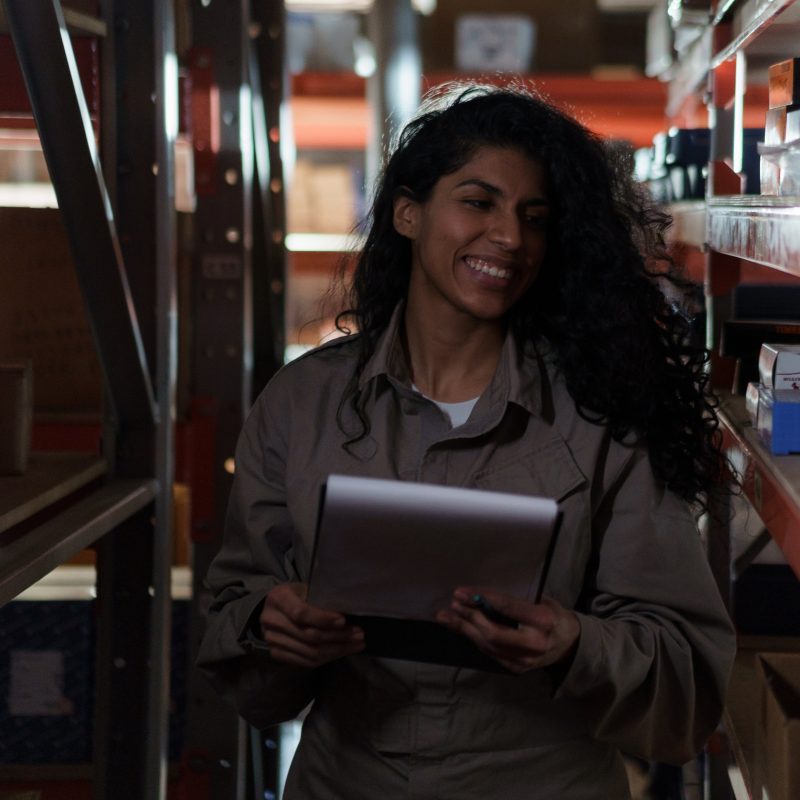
left=183, top=1, right=287, bottom=798
left=664, top=2, right=800, bottom=798
left=0, top=0, right=176, bottom=798
left=2, top=0, right=287, bottom=798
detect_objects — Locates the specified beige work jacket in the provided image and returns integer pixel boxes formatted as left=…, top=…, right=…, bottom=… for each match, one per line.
left=197, top=308, right=735, bottom=800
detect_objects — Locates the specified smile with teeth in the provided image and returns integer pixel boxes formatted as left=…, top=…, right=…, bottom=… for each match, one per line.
left=465, top=257, right=513, bottom=280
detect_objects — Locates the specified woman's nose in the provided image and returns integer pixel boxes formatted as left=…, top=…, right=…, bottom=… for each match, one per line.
left=488, top=211, right=522, bottom=251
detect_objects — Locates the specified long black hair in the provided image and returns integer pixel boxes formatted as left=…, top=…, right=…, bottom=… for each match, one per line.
left=335, top=81, right=724, bottom=507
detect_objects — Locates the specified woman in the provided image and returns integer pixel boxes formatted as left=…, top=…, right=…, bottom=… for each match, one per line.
left=198, top=83, right=735, bottom=799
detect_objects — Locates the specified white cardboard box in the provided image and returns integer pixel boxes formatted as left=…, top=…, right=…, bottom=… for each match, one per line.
left=759, top=343, right=800, bottom=390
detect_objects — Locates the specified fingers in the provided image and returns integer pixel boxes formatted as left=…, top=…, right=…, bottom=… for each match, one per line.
left=265, top=582, right=348, bottom=629
left=436, top=588, right=580, bottom=673
left=264, top=626, right=365, bottom=668
left=260, top=582, right=365, bottom=668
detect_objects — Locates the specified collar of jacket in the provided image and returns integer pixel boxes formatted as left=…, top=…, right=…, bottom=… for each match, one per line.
left=356, top=303, right=545, bottom=422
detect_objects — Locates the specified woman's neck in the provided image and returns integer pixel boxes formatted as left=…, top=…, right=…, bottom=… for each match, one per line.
left=402, top=304, right=505, bottom=403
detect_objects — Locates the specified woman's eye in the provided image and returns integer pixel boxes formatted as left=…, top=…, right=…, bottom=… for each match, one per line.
left=525, top=215, right=548, bottom=228
left=464, top=198, right=491, bottom=209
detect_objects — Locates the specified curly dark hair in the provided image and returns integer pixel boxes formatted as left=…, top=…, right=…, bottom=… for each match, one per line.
left=335, top=81, right=724, bottom=507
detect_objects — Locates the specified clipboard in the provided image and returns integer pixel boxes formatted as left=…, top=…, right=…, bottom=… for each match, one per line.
left=307, top=474, right=562, bottom=670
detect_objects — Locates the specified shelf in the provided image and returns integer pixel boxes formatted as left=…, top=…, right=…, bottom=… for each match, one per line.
left=62, top=9, right=107, bottom=37
left=718, top=394, right=800, bottom=579
left=0, top=764, right=93, bottom=781
left=668, top=200, right=707, bottom=248
left=707, top=197, right=800, bottom=273
left=713, top=0, right=800, bottom=67
left=291, top=72, right=668, bottom=151
left=0, top=452, right=107, bottom=534
left=0, top=477, right=158, bottom=606
left=666, top=0, right=800, bottom=116
left=0, top=762, right=183, bottom=782
left=0, top=7, right=107, bottom=36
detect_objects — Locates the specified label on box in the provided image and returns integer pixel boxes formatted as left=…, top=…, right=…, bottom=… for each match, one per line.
left=8, top=650, right=73, bottom=716
left=456, top=15, right=536, bottom=72
left=759, top=343, right=800, bottom=389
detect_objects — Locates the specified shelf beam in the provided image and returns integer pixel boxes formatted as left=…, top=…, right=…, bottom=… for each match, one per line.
left=712, top=0, right=800, bottom=69
left=4, top=0, right=157, bottom=430
left=0, top=453, right=107, bottom=534
left=62, top=9, right=107, bottom=36
left=0, top=478, right=158, bottom=607
left=719, top=396, right=800, bottom=580
left=708, top=200, right=800, bottom=274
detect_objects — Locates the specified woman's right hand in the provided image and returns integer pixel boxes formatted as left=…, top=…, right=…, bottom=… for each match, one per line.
left=259, top=582, right=365, bottom=668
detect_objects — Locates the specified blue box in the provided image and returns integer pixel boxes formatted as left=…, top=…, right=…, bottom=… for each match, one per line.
left=0, top=601, right=94, bottom=763
left=0, top=598, right=189, bottom=764
left=757, top=387, right=800, bottom=455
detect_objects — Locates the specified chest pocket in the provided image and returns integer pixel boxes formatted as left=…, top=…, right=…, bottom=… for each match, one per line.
left=472, top=436, right=591, bottom=606
left=471, top=436, right=587, bottom=503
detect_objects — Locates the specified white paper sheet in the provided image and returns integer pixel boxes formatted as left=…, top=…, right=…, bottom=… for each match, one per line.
left=308, top=474, right=560, bottom=621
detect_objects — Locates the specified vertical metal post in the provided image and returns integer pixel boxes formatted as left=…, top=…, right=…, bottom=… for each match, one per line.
left=187, top=0, right=253, bottom=796
left=366, top=0, right=421, bottom=190
left=251, top=0, right=287, bottom=395
left=92, top=0, right=177, bottom=797
left=5, top=0, right=175, bottom=796
left=149, top=0, right=179, bottom=791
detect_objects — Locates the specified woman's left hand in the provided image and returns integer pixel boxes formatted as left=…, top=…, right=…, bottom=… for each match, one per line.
left=436, top=588, right=580, bottom=675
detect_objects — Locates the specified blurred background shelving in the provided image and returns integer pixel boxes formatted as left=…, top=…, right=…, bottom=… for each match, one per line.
left=3, top=1, right=800, bottom=799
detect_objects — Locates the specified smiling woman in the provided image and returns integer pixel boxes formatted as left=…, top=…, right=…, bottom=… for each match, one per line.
left=393, top=145, right=549, bottom=400
left=198, top=82, right=736, bottom=800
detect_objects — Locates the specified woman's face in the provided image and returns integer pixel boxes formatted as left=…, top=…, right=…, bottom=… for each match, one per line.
left=393, top=145, right=549, bottom=326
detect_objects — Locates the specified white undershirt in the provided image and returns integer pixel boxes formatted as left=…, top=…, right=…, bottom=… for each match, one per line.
left=412, top=384, right=480, bottom=428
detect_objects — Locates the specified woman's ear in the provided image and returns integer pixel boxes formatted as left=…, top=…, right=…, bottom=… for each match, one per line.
left=392, top=190, right=419, bottom=239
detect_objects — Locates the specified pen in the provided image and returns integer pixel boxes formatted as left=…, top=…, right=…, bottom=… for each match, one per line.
left=470, top=594, right=519, bottom=628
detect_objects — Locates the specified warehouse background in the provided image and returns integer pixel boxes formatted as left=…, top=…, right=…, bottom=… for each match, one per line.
left=2, top=1, right=800, bottom=799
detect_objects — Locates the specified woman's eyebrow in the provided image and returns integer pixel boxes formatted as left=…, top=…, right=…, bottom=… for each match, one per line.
left=453, top=178, right=549, bottom=206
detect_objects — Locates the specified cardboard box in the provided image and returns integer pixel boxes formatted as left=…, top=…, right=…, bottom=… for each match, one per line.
left=754, top=653, right=800, bottom=800
left=0, top=601, right=94, bottom=764
left=756, top=387, right=800, bottom=455
left=761, top=154, right=782, bottom=196
left=455, top=14, right=536, bottom=73
left=0, top=596, right=190, bottom=764
left=764, top=106, right=800, bottom=146
left=769, top=58, right=800, bottom=110
left=759, top=343, right=800, bottom=390
left=0, top=209, right=102, bottom=416
left=421, top=0, right=598, bottom=74
left=720, top=319, right=800, bottom=393
left=0, top=361, right=32, bottom=475
left=787, top=108, right=800, bottom=143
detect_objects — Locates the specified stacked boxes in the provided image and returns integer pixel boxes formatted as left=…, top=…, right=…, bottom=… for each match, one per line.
left=745, top=344, right=800, bottom=455
left=760, top=58, right=800, bottom=196
left=636, top=126, right=763, bottom=200
left=753, top=653, right=800, bottom=800
left=635, top=128, right=710, bottom=203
